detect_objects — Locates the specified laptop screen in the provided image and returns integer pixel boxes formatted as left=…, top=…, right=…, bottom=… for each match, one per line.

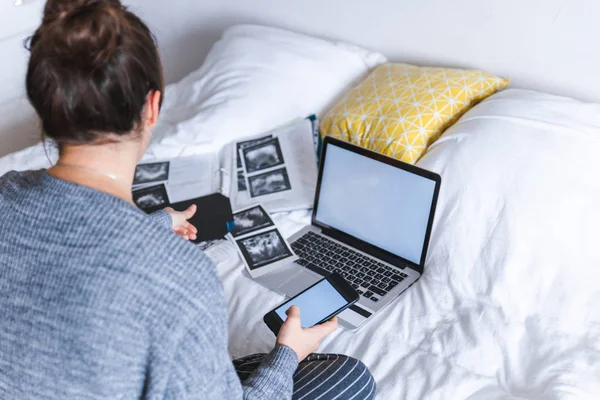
left=314, top=142, right=438, bottom=265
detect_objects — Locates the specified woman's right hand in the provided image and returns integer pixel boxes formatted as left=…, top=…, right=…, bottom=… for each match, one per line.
left=276, top=305, right=339, bottom=362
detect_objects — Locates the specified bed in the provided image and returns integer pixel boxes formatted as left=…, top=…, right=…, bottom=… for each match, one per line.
left=1, top=25, right=599, bottom=400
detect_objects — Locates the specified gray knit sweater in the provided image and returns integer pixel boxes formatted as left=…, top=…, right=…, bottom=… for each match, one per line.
left=0, top=170, right=297, bottom=399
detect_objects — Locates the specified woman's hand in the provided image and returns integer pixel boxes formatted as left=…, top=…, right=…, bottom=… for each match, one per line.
left=164, top=205, right=198, bottom=240
left=276, top=305, right=338, bottom=362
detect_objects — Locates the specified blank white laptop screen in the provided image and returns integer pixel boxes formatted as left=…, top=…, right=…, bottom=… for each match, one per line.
left=315, top=144, right=437, bottom=265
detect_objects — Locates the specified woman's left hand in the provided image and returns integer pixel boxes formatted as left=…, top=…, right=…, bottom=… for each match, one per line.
left=164, top=205, right=198, bottom=241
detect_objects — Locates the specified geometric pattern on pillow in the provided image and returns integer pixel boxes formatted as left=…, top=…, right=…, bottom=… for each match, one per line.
left=320, top=63, right=509, bottom=163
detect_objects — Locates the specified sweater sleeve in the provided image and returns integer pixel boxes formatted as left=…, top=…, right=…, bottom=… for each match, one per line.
left=147, top=209, right=172, bottom=230
left=162, top=249, right=298, bottom=399
left=165, top=327, right=298, bottom=400
left=241, top=345, right=298, bottom=399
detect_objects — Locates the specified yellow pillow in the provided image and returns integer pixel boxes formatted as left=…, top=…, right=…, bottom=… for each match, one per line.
left=320, top=63, right=509, bottom=163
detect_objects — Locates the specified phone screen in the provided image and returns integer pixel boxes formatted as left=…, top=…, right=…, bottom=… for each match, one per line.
left=275, top=279, right=349, bottom=328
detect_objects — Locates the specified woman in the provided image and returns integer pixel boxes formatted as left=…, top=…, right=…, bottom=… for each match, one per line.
left=0, top=1, right=375, bottom=399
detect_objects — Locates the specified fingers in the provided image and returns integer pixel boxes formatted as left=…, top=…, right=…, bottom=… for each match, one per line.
left=182, top=221, right=198, bottom=234
left=309, top=316, right=339, bottom=336
left=174, top=226, right=197, bottom=241
left=173, top=227, right=188, bottom=240
left=285, top=305, right=301, bottom=320
left=183, top=204, right=197, bottom=219
left=182, top=222, right=197, bottom=239
left=164, top=206, right=198, bottom=240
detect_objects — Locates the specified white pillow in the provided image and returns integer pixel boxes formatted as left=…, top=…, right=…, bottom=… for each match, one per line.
left=0, top=24, right=385, bottom=173
left=416, top=88, right=600, bottom=332
left=146, top=24, right=386, bottom=159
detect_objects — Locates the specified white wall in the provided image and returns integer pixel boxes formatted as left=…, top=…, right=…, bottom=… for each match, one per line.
left=0, top=0, right=45, bottom=156
left=2, top=0, right=600, bottom=157
left=126, top=0, right=599, bottom=101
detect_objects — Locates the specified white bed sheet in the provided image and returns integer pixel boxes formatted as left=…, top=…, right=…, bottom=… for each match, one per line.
left=4, top=21, right=598, bottom=400
left=2, top=82, right=599, bottom=398
left=213, top=89, right=600, bottom=400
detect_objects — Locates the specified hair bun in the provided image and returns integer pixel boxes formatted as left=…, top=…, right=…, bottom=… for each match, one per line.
left=43, top=0, right=123, bottom=21
left=40, top=0, right=126, bottom=66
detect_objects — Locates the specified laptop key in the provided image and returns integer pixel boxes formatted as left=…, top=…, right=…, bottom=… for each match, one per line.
left=305, top=262, right=330, bottom=277
left=369, top=285, right=387, bottom=297
left=370, top=296, right=379, bottom=302
left=364, top=291, right=374, bottom=298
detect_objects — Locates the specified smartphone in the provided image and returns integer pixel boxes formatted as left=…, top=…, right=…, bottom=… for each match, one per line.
left=263, top=273, right=360, bottom=335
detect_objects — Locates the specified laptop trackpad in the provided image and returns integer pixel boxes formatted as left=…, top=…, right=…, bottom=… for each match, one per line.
left=279, top=269, right=322, bottom=298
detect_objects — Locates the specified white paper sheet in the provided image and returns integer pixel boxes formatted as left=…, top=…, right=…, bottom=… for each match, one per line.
left=231, top=118, right=318, bottom=213
left=134, top=153, right=220, bottom=203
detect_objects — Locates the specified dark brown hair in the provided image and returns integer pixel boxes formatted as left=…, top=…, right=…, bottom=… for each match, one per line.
left=26, top=0, right=164, bottom=145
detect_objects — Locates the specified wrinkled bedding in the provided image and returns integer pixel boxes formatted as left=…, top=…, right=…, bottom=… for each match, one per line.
left=1, top=88, right=599, bottom=399
left=214, top=89, right=600, bottom=399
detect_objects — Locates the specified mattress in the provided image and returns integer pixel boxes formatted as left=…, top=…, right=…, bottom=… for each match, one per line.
left=212, top=89, right=600, bottom=399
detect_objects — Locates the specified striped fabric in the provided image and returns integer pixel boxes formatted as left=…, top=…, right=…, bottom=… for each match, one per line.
left=234, top=353, right=376, bottom=400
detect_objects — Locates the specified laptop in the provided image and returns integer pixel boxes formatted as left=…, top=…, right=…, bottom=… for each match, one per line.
left=255, top=136, right=441, bottom=331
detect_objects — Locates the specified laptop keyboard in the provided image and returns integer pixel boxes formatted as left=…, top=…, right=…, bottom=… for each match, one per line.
left=291, top=231, right=409, bottom=303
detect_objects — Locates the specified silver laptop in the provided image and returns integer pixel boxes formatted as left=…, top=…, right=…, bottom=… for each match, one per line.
left=255, top=136, right=441, bottom=331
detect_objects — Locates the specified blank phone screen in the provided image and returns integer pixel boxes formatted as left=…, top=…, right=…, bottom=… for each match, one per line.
left=275, top=279, right=348, bottom=328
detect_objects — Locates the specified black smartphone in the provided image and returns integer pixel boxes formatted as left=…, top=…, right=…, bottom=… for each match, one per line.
left=263, top=273, right=360, bottom=335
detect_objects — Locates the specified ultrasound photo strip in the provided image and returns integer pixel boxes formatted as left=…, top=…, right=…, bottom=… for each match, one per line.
left=236, top=229, right=294, bottom=270
left=241, top=138, right=285, bottom=174
left=132, top=183, right=170, bottom=213
left=230, top=205, right=275, bottom=238
left=133, top=161, right=170, bottom=185
left=247, top=168, right=292, bottom=198
left=235, top=135, right=273, bottom=169
left=237, top=169, right=247, bottom=192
